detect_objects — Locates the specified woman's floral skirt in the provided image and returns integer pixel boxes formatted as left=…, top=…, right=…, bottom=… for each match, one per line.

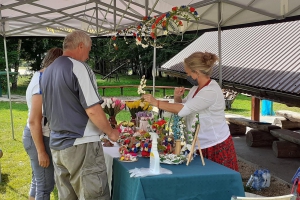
left=198, top=135, right=239, bottom=171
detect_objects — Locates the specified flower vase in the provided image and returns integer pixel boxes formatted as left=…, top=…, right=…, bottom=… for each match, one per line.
left=174, top=139, right=181, bottom=155
left=109, top=115, right=117, bottom=128
left=139, top=120, right=149, bottom=132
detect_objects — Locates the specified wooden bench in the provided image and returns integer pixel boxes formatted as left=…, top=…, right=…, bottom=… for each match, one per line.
left=225, top=116, right=280, bottom=147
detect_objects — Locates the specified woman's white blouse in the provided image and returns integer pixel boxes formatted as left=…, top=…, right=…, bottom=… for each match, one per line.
left=178, top=79, right=230, bottom=149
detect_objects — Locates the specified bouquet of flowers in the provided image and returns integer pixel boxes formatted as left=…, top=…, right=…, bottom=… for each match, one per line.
left=136, top=111, right=153, bottom=121
left=125, top=99, right=152, bottom=118
left=101, top=97, right=126, bottom=116
left=137, top=75, right=147, bottom=95
left=152, top=118, right=167, bottom=134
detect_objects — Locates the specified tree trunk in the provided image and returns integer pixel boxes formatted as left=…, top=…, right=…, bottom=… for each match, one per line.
left=246, top=129, right=278, bottom=147
left=273, top=117, right=300, bottom=130
left=272, top=140, right=300, bottom=158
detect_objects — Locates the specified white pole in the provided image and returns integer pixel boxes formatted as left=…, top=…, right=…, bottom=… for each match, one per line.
left=1, top=20, right=15, bottom=139
left=218, top=2, right=222, bottom=87
left=152, top=40, right=156, bottom=96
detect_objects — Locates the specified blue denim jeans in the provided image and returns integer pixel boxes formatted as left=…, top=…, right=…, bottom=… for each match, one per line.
left=23, top=126, right=55, bottom=200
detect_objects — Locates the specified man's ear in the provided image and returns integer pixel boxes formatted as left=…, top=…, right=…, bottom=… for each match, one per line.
left=78, top=42, right=84, bottom=49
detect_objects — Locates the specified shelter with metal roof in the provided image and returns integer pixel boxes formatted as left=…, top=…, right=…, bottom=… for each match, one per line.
left=161, top=20, right=300, bottom=107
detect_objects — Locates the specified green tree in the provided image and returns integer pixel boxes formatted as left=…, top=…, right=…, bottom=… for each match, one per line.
left=20, top=37, right=63, bottom=72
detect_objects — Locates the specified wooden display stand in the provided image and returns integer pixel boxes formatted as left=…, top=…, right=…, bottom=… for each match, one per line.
left=186, top=124, right=205, bottom=166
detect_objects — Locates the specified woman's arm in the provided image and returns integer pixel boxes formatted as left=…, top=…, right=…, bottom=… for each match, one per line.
left=143, top=94, right=184, bottom=114
left=29, top=94, right=50, bottom=168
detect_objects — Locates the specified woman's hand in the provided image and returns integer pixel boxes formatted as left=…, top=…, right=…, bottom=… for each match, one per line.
left=174, top=87, right=185, bottom=97
left=38, top=151, right=50, bottom=168
left=142, top=94, right=158, bottom=106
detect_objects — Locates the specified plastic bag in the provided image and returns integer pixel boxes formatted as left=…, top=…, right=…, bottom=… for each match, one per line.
left=246, top=169, right=271, bottom=191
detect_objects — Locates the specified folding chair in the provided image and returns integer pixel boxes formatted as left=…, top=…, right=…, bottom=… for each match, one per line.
left=231, top=194, right=295, bottom=200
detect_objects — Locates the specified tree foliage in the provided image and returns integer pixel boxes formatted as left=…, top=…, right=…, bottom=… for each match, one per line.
left=0, top=37, right=19, bottom=71
left=20, top=37, right=63, bottom=71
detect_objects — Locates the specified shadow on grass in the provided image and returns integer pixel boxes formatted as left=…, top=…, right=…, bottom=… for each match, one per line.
left=226, top=108, right=249, bottom=112
left=0, top=174, right=28, bottom=199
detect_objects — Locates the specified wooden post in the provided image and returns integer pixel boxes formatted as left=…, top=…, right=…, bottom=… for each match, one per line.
left=251, top=97, right=260, bottom=121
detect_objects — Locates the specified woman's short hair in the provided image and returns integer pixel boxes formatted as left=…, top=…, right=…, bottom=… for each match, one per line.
left=184, top=52, right=218, bottom=76
left=42, top=47, right=63, bottom=68
left=63, top=30, right=92, bottom=50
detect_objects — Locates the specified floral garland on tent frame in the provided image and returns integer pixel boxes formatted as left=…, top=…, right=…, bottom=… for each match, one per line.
left=110, top=5, right=199, bottom=49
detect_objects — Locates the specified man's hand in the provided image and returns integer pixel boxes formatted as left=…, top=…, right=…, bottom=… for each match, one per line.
left=107, top=129, right=120, bottom=142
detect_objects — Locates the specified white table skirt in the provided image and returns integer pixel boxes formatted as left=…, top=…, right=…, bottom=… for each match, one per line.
left=103, top=142, right=120, bottom=194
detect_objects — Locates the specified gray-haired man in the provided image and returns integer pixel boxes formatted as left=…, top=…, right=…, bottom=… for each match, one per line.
left=40, top=30, right=119, bottom=200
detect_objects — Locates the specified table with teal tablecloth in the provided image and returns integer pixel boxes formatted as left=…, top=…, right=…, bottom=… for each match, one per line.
left=112, top=156, right=245, bottom=200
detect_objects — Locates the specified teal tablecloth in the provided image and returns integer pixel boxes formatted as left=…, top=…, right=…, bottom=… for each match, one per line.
left=112, top=156, right=245, bottom=200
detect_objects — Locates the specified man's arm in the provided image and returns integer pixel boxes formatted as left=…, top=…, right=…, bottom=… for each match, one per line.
left=85, top=104, right=119, bottom=142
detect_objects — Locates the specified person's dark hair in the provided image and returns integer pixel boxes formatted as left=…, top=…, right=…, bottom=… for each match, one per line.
left=184, top=52, right=218, bottom=76
left=42, top=47, right=63, bottom=68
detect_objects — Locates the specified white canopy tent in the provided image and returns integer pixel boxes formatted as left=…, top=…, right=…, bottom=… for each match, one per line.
left=1, top=0, right=300, bottom=138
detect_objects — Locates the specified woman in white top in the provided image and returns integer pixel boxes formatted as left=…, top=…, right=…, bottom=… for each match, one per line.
left=143, top=51, right=238, bottom=171
left=23, top=47, right=63, bottom=200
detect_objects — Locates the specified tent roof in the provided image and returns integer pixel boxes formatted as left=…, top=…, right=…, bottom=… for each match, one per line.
left=1, top=0, right=300, bottom=37
left=161, top=20, right=300, bottom=106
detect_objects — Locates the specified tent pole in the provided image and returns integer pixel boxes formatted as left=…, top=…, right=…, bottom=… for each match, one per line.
left=218, top=2, right=222, bottom=87
left=152, top=40, right=156, bottom=96
left=1, top=20, right=15, bottom=139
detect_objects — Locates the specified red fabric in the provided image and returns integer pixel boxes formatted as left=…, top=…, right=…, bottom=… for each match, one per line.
left=197, top=135, right=239, bottom=171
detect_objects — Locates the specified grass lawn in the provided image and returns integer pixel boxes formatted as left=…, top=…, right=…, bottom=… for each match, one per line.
left=1, top=73, right=300, bottom=199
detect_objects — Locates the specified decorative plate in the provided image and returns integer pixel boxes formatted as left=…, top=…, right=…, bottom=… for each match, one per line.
left=119, top=158, right=138, bottom=162
left=159, top=154, right=186, bottom=165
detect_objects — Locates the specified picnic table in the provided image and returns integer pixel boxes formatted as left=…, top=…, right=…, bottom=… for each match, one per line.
left=0, top=71, right=18, bottom=97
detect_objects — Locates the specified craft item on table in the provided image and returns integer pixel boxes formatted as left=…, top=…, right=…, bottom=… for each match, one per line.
left=129, top=132, right=172, bottom=177
left=120, top=153, right=138, bottom=162
left=186, top=124, right=205, bottom=166
left=140, top=138, right=152, bottom=157
left=162, top=135, right=174, bottom=154
left=136, top=111, right=153, bottom=131
left=119, top=146, right=138, bottom=162
left=159, top=154, right=186, bottom=165
left=152, top=118, right=167, bottom=135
